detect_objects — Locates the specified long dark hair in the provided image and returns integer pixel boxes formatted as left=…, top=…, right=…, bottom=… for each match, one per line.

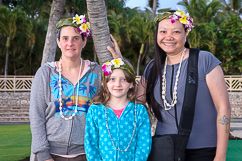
left=145, top=11, right=190, bottom=122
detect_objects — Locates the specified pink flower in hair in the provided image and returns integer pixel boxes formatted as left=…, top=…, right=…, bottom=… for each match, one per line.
left=102, top=63, right=112, bottom=76
left=171, top=19, right=176, bottom=23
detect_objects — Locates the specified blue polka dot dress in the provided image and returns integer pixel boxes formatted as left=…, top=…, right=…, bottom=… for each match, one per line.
left=85, top=102, right=152, bottom=161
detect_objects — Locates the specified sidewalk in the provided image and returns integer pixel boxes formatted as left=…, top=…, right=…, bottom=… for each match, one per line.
left=0, top=122, right=29, bottom=125
left=230, top=123, right=242, bottom=138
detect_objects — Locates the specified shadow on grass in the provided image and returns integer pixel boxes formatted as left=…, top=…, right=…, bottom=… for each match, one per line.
left=19, top=157, right=30, bottom=161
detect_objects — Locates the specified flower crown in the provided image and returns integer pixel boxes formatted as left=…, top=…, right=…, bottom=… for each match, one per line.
left=154, top=8, right=194, bottom=32
left=73, top=14, right=92, bottom=38
left=102, top=58, right=136, bottom=79
left=56, top=14, right=92, bottom=38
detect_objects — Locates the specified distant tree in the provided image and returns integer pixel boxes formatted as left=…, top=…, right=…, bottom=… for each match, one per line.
left=0, top=6, right=33, bottom=76
left=188, top=22, right=217, bottom=54
left=222, top=0, right=242, bottom=16
left=129, top=16, right=154, bottom=75
left=41, top=0, right=66, bottom=66
left=105, top=0, right=125, bottom=13
left=215, top=14, right=242, bottom=74
left=178, top=0, right=226, bottom=24
left=148, top=0, right=159, bottom=19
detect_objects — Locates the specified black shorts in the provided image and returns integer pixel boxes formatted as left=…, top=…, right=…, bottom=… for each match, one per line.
left=185, top=147, right=216, bottom=161
left=50, top=154, right=87, bottom=161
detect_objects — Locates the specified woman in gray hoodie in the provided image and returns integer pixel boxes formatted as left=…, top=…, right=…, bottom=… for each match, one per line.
left=29, top=14, right=120, bottom=161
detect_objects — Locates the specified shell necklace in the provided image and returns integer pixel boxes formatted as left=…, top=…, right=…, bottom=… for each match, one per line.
left=162, top=48, right=186, bottom=110
left=58, top=58, right=83, bottom=120
left=105, top=101, right=136, bottom=152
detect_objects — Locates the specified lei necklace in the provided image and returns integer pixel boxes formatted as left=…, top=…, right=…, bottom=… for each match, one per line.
left=162, top=48, right=186, bottom=110
left=58, top=58, right=83, bottom=120
left=105, top=102, right=137, bottom=151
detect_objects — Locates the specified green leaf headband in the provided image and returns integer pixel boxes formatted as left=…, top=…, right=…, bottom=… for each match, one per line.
left=154, top=9, right=194, bottom=32
left=102, top=58, right=136, bottom=80
left=56, top=14, right=92, bottom=38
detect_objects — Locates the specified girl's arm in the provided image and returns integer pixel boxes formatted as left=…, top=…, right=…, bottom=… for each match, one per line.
left=134, top=105, right=152, bottom=161
left=206, top=65, right=231, bottom=161
left=84, top=106, right=102, bottom=161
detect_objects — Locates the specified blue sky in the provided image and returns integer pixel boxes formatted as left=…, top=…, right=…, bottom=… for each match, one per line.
left=125, top=0, right=186, bottom=11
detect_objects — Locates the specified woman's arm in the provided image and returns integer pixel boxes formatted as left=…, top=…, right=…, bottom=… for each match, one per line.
left=107, top=34, right=123, bottom=59
left=135, top=76, right=147, bottom=103
left=206, top=65, right=231, bottom=161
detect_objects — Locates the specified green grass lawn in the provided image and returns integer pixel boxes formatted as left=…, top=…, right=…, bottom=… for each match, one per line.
left=227, top=140, right=242, bottom=161
left=0, top=124, right=242, bottom=161
left=0, top=125, right=31, bottom=161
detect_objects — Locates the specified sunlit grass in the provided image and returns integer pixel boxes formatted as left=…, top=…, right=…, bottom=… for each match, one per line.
left=0, top=125, right=31, bottom=161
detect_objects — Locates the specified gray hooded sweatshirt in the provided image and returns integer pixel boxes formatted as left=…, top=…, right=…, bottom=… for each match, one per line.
left=29, top=61, right=102, bottom=161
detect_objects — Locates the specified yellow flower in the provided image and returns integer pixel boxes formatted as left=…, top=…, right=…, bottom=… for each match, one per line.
left=73, top=14, right=85, bottom=24
left=104, top=62, right=111, bottom=66
left=180, top=16, right=189, bottom=25
left=175, top=10, right=185, bottom=17
left=79, top=23, right=88, bottom=32
left=111, top=58, right=124, bottom=68
left=86, top=22, right=90, bottom=29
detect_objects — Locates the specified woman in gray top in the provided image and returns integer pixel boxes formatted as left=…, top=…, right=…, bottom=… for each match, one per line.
left=29, top=14, right=120, bottom=161
left=135, top=10, right=231, bottom=161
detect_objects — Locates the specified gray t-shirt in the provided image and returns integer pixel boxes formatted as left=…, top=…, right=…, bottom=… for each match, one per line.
left=144, top=50, right=221, bottom=149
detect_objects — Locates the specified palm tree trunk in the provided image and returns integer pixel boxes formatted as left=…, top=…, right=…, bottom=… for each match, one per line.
left=86, top=0, right=113, bottom=65
left=137, top=43, right=144, bottom=76
left=4, top=37, right=10, bottom=77
left=152, top=0, right=158, bottom=19
left=41, top=0, right=66, bottom=66
left=94, top=49, right=97, bottom=62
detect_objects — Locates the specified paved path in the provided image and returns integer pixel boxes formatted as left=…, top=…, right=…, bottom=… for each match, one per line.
left=0, top=122, right=29, bottom=125
left=230, top=123, right=242, bottom=138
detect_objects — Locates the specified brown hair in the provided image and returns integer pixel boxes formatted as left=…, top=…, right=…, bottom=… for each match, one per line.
left=93, top=60, right=136, bottom=107
left=57, top=26, right=85, bottom=41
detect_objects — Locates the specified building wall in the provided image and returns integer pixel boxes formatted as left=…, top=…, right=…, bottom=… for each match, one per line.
left=229, top=92, right=242, bottom=118
left=0, top=92, right=241, bottom=122
left=0, top=92, right=30, bottom=122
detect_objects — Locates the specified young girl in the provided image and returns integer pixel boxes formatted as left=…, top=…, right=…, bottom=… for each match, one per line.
left=84, top=58, right=152, bottom=161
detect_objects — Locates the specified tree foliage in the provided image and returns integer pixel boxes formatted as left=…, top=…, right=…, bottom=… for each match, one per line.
left=0, top=6, right=34, bottom=76
left=215, top=14, right=242, bottom=74
left=0, top=0, right=242, bottom=75
left=178, top=0, right=227, bottom=24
